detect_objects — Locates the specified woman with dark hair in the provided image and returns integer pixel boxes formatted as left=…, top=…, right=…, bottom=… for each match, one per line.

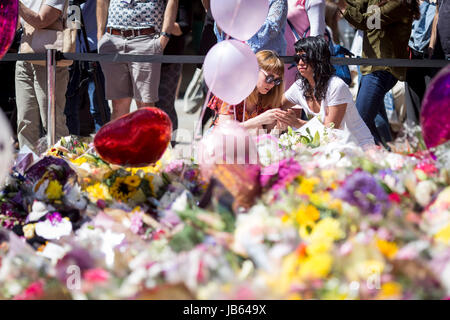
left=280, top=36, right=375, bottom=148
left=343, top=0, right=419, bottom=146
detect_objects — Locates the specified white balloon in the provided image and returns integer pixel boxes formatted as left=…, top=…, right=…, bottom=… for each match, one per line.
left=0, top=110, right=14, bottom=186
left=211, top=0, right=269, bottom=41
left=203, top=40, right=259, bottom=105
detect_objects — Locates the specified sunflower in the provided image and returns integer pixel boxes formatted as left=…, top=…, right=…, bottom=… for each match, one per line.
left=110, top=177, right=137, bottom=202
left=124, top=175, right=141, bottom=188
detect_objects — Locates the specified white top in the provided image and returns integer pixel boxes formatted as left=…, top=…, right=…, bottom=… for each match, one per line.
left=22, top=0, right=66, bottom=13
left=285, top=76, right=375, bottom=148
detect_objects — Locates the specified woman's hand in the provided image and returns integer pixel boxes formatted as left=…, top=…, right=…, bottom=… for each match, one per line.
left=241, top=108, right=288, bottom=130
left=255, top=108, right=290, bottom=126
left=273, top=108, right=306, bottom=128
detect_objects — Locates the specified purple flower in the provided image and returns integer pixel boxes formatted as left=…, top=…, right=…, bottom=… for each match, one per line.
left=55, top=247, right=95, bottom=283
left=260, top=158, right=302, bottom=192
left=333, top=170, right=390, bottom=215
left=164, top=160, right=185, bottom=175
left=25, top=156, right=76, bottom=185
left=47, top=212, right=63, bottom=225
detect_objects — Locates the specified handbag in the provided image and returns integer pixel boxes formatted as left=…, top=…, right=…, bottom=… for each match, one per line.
left=19, top=1, right=76, bottom=67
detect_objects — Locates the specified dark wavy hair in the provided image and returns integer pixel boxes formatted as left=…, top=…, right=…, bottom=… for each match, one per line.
left=294, top=36, right=335, bottom=102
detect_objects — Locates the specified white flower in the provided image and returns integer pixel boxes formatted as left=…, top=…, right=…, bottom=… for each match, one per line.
left=63, top=184, right=87, bottom=210
left=36, top=242, right=68, bottom=265
left=35, top=218, right=72, bottom=240
left=171, top=190, right=190, bottom=212
left=27, top=201, right=50, bottom=222
left=415, top=180, right=437, bottom=207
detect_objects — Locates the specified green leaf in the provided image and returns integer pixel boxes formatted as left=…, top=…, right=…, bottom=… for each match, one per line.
left=169, top=224, right=205, bottom=253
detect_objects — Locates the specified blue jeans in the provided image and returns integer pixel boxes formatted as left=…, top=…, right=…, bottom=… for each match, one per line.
left=65, top=61, right=110, bottom=135
left=356, top=70, right=397, bottom=145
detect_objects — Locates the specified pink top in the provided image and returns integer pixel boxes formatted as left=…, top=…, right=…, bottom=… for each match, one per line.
left=284, top=0, right=310, bottom=91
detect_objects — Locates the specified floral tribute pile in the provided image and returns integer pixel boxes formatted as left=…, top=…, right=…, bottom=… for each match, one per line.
left=1, top=128, right=450, bottom=300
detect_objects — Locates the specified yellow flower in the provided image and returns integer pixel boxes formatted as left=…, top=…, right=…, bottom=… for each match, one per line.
left=127, top=160, right=162, bottom=175
left=329, top=198, right=343, bottom=214
left=378, top=282, right=402, bottom=299
left=70, top=156, right=88, bottom=166
left=86, top=183, right=110, bottom=201
left=46, top=180, right=63, bottom=200
left=295, top=204, right=320, bottom=226
left=287, top=293, right=302, bottom=300
left=310, top=217, right=344, bottom=243
left=435, top=223, right=450, bottom=245
left=47, top=147, right=60, bottom=157
left=306, top=240, right=333, bottom=256
left=281, top=214, right=290, bottom=223
left=124, top=175, right=141, bottom=187
left=321, top=169, right=336, bottom=182
left=297, top=177, right=320, bottom=195
left=297, top=253, right=333, bottom=280
left=376, top=239, right=398, bottom=259
left=110, top=177, right=137, bottom=202
left=23, top=224, right=36, bottom=239
left=298, top=221, right=316, bottom=239
left=309, top=192, right=329, bottom=206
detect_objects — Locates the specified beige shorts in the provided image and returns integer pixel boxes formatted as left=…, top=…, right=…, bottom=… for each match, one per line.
left=98, top=32, right=163, bottom=103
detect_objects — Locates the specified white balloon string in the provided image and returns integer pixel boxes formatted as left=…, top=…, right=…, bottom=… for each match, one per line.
left=229, top=0, right=243, bottom=37
left=181, top=0, right=244, bottom=182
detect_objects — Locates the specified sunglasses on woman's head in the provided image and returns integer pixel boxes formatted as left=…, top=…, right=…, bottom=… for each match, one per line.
left=260, top=69, right=282, bottom=86
left=294, top=53, right=308, bottom=64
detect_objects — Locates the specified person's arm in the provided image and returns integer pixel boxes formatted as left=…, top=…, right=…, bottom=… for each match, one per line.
left=160, top=0, right=179, bottom=49
left=343, top=0, right=369, bottom=30
left=173, top=0, right=193, bottom=37
left=324, top=103, right=347, bottom=128
left=201, top=0, right=210, bottom=12
left=277, top=91, right=307, bottom=128
left=217, top=109, right=289, bottom=130
left=97, top=0, right=109, bottom=42
left=428, top=4, right=439, bottom=58
left=249, top=0, right=288, bottom=49
left=19, top=1, right=62, bottom=29
left=307, top=0, right=326, bottom=36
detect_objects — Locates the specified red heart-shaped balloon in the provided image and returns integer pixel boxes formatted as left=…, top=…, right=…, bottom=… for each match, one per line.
left=94, top=107, right=172, bottom=167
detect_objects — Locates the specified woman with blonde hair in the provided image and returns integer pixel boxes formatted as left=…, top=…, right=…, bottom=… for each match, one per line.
left=207, top=50, right=290, bottom=131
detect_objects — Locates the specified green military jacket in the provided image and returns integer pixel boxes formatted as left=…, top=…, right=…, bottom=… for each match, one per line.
left=343, top=0, right=415, bottom=81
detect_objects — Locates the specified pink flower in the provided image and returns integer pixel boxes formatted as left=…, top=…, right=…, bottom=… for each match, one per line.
left=13, top=281, right=44, bottom=300
left=388, top=193, right=401, bottom=204
left=83, top=268, right=110, bottom=284
left=260, top=158, right=302, bottom=193
left=130, top=210, right=144, bottom=234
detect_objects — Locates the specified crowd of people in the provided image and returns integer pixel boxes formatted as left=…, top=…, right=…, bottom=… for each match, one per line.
left=2, top=0, right=449, bottom=154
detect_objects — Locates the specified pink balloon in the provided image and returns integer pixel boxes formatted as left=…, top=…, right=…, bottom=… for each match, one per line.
left=421, top=65, right=450, bottom=149
left=211, top=0, right=269, bottom=41
left=0, top=0, right=18, bottom=60
left=197, top=120, right=259, bottom=179
left=203, top=40, right=259, bottom=105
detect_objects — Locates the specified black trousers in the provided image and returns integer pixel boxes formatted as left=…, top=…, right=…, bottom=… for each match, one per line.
left=404, top=50, right=440, bottom=126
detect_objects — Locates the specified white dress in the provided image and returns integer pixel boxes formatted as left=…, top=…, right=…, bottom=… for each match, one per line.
left=285, top=76, right=375, bottom=148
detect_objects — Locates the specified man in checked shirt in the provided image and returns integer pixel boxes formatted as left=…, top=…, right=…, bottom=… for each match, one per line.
left=97, top=0, right=178, bottom=120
